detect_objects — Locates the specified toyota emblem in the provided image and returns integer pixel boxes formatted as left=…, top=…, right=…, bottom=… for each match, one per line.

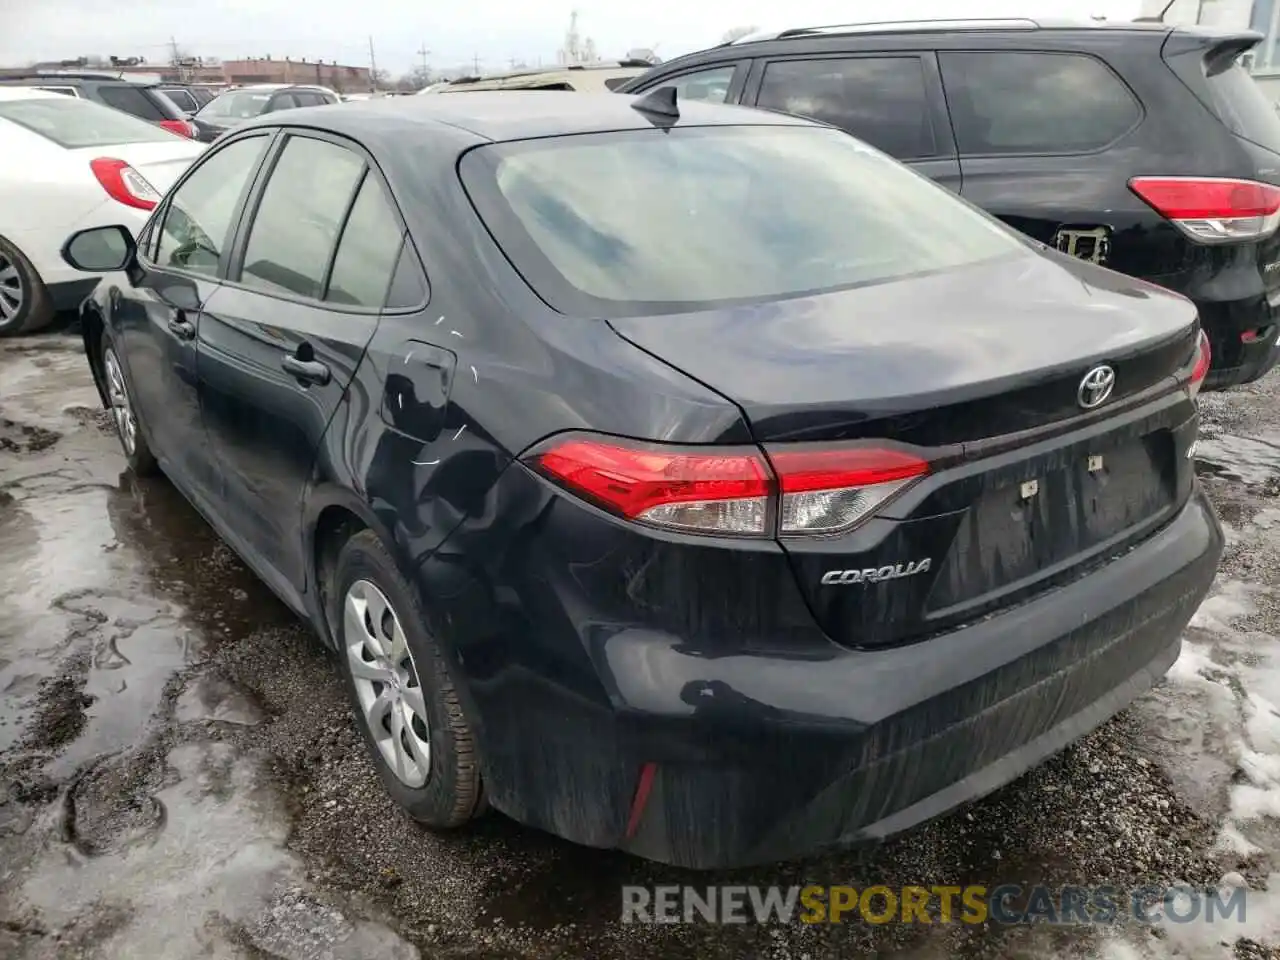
left=1077, top=365, right=1116, bottom=410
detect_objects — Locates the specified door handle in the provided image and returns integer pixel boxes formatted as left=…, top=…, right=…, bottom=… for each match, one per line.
left=281, top=353, right=331, bottom=385
left=168, top=310, right=195, bottom=341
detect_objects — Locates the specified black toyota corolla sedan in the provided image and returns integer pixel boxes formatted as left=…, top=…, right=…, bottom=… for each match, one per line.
left=60, top=91, right=1222, bottom=869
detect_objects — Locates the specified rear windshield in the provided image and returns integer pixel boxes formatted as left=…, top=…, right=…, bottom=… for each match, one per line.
left=460, top=125, right=1021, bottom=318
left=198, top=91, right=272, bottom=120
left=1203, top=57, right=1280, bottom=155
left=0, top=95, right=171, bottom=148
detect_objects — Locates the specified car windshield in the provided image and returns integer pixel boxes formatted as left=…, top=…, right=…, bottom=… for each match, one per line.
left=198, top=91, right=273, bottom=120
left=460, top=124, right=1022, bottom=318
left=0, top=94, right=172, bottom=148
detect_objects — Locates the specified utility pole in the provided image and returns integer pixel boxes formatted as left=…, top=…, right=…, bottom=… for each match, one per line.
left=417, top=43, right=430, bottom=77
left=368, top=35, right=378, bottom=92
left=472, top=52, right=481, bottom=75
left=169, top=35, right=184, bottom=82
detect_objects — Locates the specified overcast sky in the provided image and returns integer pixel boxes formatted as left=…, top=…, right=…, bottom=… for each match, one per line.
left=4, top=0, right=1144, bottom=76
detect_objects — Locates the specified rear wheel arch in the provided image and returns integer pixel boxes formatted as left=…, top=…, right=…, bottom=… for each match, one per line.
left=0, top=232, right=54, bottom=336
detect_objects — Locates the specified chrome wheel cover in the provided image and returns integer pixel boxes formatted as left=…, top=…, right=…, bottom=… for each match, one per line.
left=344, top=579, right=431, bottom=787
left=0, top=253, right=24, bottom=323
left=103, top=348, right=137, bottom=456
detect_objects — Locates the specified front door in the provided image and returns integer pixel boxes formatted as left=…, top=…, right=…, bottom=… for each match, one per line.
left=114, top=132, right=272, bottom=497
left=197, top=132, right=403, bottom=594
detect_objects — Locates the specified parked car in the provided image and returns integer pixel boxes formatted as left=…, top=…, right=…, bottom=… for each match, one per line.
left=157, top=83, right=216, bottom=115
left=60, top=91, right=1220, bottom=868
left=0, top=73, right=199, bottom=140
left=0, top=87, right=204, bottom=336
left=191, top=84, right=340, bottom=142
left=431, top=60, right=653, bottom=93
left=621, top=17, right=1280, bottom=389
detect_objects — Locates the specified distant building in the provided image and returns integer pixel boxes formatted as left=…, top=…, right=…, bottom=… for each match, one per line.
left=219, top=58, right=373, bottom=91
left=0, top=56, right=372, bottom=92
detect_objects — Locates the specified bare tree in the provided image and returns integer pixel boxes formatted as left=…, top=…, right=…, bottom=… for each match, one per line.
left=720, top=25, right=759, bottom=43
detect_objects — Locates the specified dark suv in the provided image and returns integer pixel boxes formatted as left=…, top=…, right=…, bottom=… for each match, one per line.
left=622, top=18, right=1280, bottom=389
left=0, top=73, right=197, bottom=139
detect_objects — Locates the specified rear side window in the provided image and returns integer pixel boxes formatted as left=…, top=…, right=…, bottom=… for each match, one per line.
left=755, top=57, right=937, bottom=159
left=162, top=88, right=198, bottom=112
left=37, top=86, right=79, bottom=98
left=604, top=77, right=631, bottom=91
left=240, top=136, right=365, bottom=299
left=940, top=52, right=1141, bottom=155
left=267, top=93, right=300, bottom=112
left=97, top=84, right=166, bottom=121
left=460, top=125, right=1021, bottom=318
left=1202, top=58, right=1280, bottom=155
left=645, top=65, right=736, bottom=103
left=326, top=175, right=406, bottom=307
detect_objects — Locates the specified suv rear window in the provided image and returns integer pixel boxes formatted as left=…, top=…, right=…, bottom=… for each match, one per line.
left=1202, top=57, right=1280, bottom=155
left=460, top=125, right=1021, bottom=318
left=0, top=95, right=168, bottom=148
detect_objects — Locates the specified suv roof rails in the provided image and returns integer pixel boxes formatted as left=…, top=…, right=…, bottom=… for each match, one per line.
left=0, top=70, right=143, bottom=83
left=728, top=18, right=1043, bottom=44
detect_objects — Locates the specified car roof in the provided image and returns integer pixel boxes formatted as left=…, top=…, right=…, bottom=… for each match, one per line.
left=247, top=89, right=813, bottom=143
left=0, top=86, right=65, bottom=101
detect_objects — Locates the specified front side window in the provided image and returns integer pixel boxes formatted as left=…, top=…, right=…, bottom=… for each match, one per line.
left=756, top=57, right=936, bottom=159
left=646, top=65, right=736, bottom=103
left=940, top=52, right=1141, bottom=155
left=266, top=94, right=300, bottom=112
left=460, top=125, right=1021, bottom=318
left=98, top=84, right=166, bottom=121
left=326, top=175, right=406, bottom=307
left=37, top=86, right=79, bottom=98
left=239, top=136, right=365, bottom=299
left=0, top=95, right=168, bottom=148
left=155, top=135, right=270, bottom=276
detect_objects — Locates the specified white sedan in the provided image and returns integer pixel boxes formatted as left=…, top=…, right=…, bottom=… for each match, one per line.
left=0, top=87, right=205, bottom=336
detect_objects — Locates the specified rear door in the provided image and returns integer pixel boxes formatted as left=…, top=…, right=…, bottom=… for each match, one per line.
left=743, top=53, right=961, bottom=191
left=196, top=131, right=396, bottom=594
left=939, top=50, right=1146, bottom=264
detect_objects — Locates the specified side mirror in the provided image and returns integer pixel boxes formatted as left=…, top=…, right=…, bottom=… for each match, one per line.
left=61, top=225, right=137, bottom=273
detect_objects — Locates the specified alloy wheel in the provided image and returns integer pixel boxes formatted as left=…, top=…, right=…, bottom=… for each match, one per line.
left=103, top=349, right=137, bottom=456
left=344, top=579, right=432, bottom=787
left=0, top=253, right=24, bottom=324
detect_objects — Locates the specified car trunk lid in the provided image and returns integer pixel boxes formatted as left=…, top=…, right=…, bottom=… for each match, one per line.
left=69, top=139, right=204, bottom=193
left=610, top=251, right=1202, bottom=648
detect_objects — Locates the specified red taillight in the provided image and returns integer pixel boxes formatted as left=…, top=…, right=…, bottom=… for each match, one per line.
left=157, top=118, right=196, bottom=139
left=1188, top=329, right=1212, bottom=399
left=527, top=435, right=929, bottom=538
left=768, top=446, right=930, bottom=536
left=1129, top=176, right=1280, bottom=243
left=90, top=157, right=162, bottom=211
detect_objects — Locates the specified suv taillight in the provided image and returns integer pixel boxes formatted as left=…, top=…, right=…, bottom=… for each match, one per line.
left=1129, top=176, right=1280, bottom=243
left=526, top=435, right=929, bottom=538
left=157, top=118, right=196, bottom=139
left=90, top=157, right=162, bottom=211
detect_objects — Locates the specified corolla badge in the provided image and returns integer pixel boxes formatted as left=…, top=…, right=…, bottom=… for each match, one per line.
left=1077, top=364, right=1116, bottom=410
left=821, top=559, right=932, bottom=585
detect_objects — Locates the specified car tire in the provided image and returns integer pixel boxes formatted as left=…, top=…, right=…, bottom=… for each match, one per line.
left=101, top=333, right=160, bottom=476
left=333, top=529, right=485, bottom=827
left=0, top=236, right=55, bottom=337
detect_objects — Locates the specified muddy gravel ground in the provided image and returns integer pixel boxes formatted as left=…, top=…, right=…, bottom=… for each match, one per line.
left=3, top=329, right=1280, bottom=959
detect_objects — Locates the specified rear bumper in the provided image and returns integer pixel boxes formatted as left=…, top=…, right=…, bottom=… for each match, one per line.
left=1194, top=293, right=1280, bottom=389
left=464, top=487, right=1221, bottom=869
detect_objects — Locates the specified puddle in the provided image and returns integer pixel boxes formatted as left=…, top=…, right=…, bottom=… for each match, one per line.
left=175, top=673, right=266, bottom=727
left=11, top=739, right=419, bottom=960
left=1195, top=434, right=1280, bottom=488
